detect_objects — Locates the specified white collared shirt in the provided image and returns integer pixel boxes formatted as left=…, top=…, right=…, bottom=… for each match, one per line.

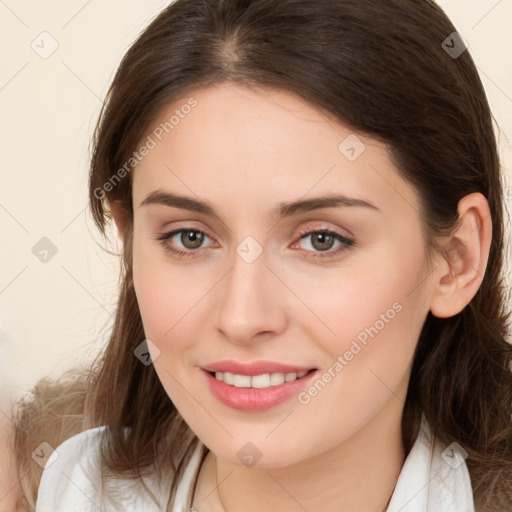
left=35, top=413, right=475, bottom=511
left=387, top=413, right=475, bottom=512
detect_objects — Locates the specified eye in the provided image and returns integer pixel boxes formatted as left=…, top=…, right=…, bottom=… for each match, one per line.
left=155, top=228, right=214, bottom=258
left=293, top=229, right=355, bottom=259
left=154, top=226, right=355, bottom=260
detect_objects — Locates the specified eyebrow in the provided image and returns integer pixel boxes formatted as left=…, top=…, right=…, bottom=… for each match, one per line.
left=140, top=190, right=380, bottom=219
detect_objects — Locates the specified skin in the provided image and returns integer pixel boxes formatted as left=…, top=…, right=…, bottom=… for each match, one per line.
left=110, top=82, right=491, bottom=512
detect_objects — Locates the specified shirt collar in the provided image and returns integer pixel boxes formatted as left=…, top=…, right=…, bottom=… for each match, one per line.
left=387, top=412, right=475, bottom=512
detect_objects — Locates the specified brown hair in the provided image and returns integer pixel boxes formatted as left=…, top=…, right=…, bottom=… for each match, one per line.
left=23, top=0, right=512, bottom=510
left=12, top=368, right=89, bottom=511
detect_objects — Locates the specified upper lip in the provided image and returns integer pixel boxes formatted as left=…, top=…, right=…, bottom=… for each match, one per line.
left=202, top=360, right=316, bottom=376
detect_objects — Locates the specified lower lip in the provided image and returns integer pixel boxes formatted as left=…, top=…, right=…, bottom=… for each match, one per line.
left=203, top=369, right=317, bottom=412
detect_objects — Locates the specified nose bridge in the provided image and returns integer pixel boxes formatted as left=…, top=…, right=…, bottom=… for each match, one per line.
left=215, top=240, right=284, bottom=343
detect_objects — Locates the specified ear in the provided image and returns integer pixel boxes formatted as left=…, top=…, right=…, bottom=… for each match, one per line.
left=108, top=200, right=130, bottom=243
left=429, top=192, right=492, bottom=318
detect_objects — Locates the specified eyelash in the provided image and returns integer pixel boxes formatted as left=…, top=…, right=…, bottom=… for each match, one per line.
left=154, top=227, right=355, bottom=260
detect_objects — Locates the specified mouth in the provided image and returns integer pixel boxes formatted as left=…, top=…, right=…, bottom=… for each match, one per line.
left=201, top=362, right=318, bottom=411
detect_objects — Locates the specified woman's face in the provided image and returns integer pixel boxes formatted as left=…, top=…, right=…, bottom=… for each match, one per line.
left=131, top=82, right=437, bottom=467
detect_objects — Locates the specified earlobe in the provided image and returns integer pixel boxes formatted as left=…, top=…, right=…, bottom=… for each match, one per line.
left=108, top=200, right=130, bottom=243
left=429, top=193, right=492, bottom=319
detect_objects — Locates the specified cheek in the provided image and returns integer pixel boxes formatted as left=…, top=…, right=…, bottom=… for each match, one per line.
left=132, top=231, right=217, bottom=358
left=299, top=242, right=430, bottom=413
left=132, top=240, right=200, bottom=406
left=291, top=279, right=426, bottom=452
left=132, top=234, right=187, bottom=341
left=296, top=246, right=429, bottom=356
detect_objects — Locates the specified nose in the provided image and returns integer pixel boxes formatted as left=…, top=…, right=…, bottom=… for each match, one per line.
left=214, top=245, right=287, bottom=345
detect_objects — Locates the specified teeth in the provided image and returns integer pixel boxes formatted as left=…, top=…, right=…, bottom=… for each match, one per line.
left=213, top=370, right=310, bottom=389
left=223, top=372, right=235, bottom=385
left=233, top=374, right=251, bottom=387
left=251, top=373, right=270, bottom=388
left=270, top=372, right=285, bottom=386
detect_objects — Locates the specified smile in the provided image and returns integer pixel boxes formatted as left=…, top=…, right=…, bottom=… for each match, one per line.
left=212, top=370, right=309, bottom=388
left=202, top=363, right=318, bottom=412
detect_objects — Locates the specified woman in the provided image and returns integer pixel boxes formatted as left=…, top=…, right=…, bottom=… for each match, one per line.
left=24, top=0, right=512, bottom=511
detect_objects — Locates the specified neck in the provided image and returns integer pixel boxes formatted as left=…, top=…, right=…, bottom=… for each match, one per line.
left=197, top=396, right=406, bottom=512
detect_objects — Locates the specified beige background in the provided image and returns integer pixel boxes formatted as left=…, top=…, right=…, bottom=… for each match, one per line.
left=1, top=0, right=511, bottom=414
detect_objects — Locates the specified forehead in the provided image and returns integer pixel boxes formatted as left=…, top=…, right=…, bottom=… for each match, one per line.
left=132, top=83, right=420, bottom=219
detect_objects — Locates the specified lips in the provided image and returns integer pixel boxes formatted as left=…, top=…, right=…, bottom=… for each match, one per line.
left=201, top=360, right=318, bottom=412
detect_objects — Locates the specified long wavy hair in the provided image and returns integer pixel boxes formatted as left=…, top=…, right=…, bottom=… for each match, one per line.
left=37, top=0, right=512, bottom=510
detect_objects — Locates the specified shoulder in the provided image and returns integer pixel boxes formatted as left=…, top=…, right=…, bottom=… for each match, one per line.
left=35, top=426, right=107, bottom=512
left=35, top=427, right=205, bottom=512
